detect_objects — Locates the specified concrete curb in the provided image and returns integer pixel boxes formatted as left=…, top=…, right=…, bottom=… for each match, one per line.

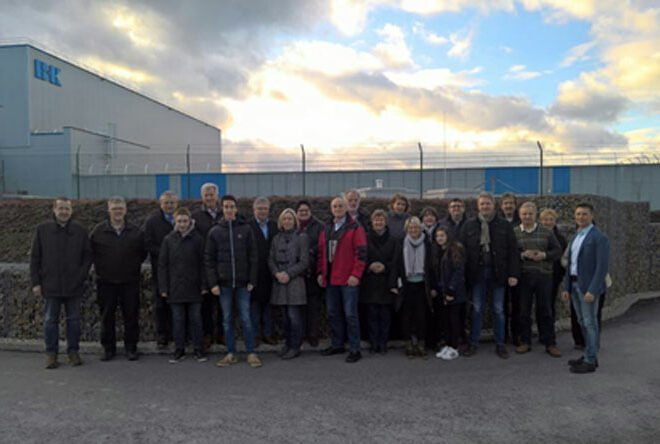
left=2, top=291, right=658, bottom=355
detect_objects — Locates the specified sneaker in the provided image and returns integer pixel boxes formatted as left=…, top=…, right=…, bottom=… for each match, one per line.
left=495, top=345, right=509, bottom=360
left=217, top=353, right=238, bottom=367
left=169, top=349, right=185, bottom=364
left=546, top=345, right=562, bottom=358
left=345, top=351, right=362, bottom=363
left=444, top=347, right=460, bottom=360
left=435, top=346, right=450, bottom=359
left=462, top=344, right=478, bottom=357
left=277, top=346, right=290, bottom=358
left=247, top=353, right=263, bottom=368
left=126, top=350, right=139, bottom=361
left=569, top=360, right=597, bottom=374
left=68, top=352, right=83, bottom=367
left=194, top=350, right=208, bottom=363
left=45, top=353, right=59, bottom=370
left=515, top=343, right=531, bottom=354
left=281, top=349, right=301, bottom=360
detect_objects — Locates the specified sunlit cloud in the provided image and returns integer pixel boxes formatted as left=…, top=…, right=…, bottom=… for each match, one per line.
left=78, top=56, right=156, bottom=85
left=504, top=64, right=542, bottom=81
left=374, top=24, right=414, bottom=68
left=447, top=29, right=474, bottom=60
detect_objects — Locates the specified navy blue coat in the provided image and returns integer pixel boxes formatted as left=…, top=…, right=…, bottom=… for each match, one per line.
left=564, top=226, right=610, bottom=296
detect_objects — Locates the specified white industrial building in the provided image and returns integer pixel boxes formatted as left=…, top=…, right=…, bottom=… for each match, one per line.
left=0, top=43, right=221, bottom=198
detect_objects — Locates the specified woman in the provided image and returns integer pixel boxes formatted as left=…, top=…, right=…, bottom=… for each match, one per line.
left=427, top=225, right=466, bottom=360
left=539, top=208, right=567, bottom=322
left=387, top=193, right=411, bottom=240
left=420, top=207, right=439, bottom=238
left=268, top=208, right=309, bottom=360
left=394, top=217, right=432, bottom=358
left=360, top=209, right=398, bottom=354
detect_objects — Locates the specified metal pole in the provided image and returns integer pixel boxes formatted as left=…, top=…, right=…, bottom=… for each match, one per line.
left=186, top=144, right=191, bottom=199
left=300, top=144, right=306, bottom=197
left=418, top=142, right=423, bottom=199
left=536, top=141, right=544, bottom=196
left=76, top=144, right=81, bottom=199
left=443, top=112, right=447, bottom=188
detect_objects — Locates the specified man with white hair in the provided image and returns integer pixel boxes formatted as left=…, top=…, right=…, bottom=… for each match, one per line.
left=343, top=189, right=371, bottom=231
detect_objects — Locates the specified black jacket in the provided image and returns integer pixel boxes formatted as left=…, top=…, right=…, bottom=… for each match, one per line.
left=30, top=219, right=92, bottom=298
left=440, top=214, right=466, bottom=239
left=426, top=244, right=467, bottom=305
left=249, top=217, right=279, bottom=303
left=90, top=220, right=146, bottom=284
left=158, top=226, right=206, bottom=304
left=144, top=209, right=175, bottom=285
left=192, top=204, right=223, bottom=239
left=351, top=208, right=372, bottom=232
left=392, top=234, right=433, bottom=311
left=360, top=228, right=398, bottom=305
left=460, top=216, right=521, bottom=286
left=205, top=217, right=258, bottom=289
left=297, top=216, right=325, bottom=278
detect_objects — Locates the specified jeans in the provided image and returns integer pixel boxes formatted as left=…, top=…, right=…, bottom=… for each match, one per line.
left=518, top=273, right=555, bottom=346
left=219, top=287, right=255, bottom=354
left=44, top=297, right=81, bottom=354
left=469, top=267, right=505, bottom=346
left=571, top=286, right=601, bottom=364
left=171, top=302, right=203, bottom=352
left=366, top=303, right=392, bottom=349
left=325, top=285, right=361, bottom=352
left=571, top=292, right=604, bottom=347
left=97, top=281, right=140, bottom=352
left=282, top=305, right=303, bottom=351
left=251, top=299, right=274, bottom=338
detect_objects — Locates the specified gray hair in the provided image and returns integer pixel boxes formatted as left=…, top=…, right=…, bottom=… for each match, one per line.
left=107, top=196, right=126, bottom=206
left=200, top=182, right=218, bottom=194
left=343, top=189, right=361, bottom=201
left=477, top=191, right=495, bottom=204
left=253, top=196, right=270, bottom=208
left=159, top=190, right=177, bottom=200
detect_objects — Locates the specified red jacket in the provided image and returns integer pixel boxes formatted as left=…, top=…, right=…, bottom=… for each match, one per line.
left=317, top=215, right=367, bottom=287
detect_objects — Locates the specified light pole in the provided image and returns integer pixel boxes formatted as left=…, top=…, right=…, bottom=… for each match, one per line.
left=418, top=142, right=423, bottom=199
left=300, top=144, right=306, bottom=197
left=537, top=140, right=544, bottom=196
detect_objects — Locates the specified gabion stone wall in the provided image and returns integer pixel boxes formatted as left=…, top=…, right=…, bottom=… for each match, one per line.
left=0, top=194, right=655, bottom=342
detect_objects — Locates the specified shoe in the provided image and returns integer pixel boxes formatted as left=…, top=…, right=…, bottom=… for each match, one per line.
left=217, top=353, right=238, bottom=367
left=247, top=353, right=263, bottom=368
left=203, top=335, right=212, bottom=351
left=515, top=343, right=531, bottom=354
left=320, top=347, right=345, bottom=356
left=436, top=346, right=450, bottom=359
left=345, top=351, right=362, bottom=363
left=546, top=345, right=562, bottom=358
left=157, top=341, right=169, bottom=352
left=263, top=336, right=277, bottom=345
left=281, top=349, right=301, bottom=360
left=68, top=352, right=83, bottom=367
left=216, top=335, right=225, bottom=346
left=570, top=360, right=597, bottom=374
left=414, top=344, right=428, bottom=359
left=45, top=353, right=59, bottom=369
left=495, top=345, right=509, bottom=360
left=308, top=338, right=319, bottom=347
left=194, top=350, right=208, bottom=362
left=100, top=350, right=115, bottom=362
left=444, top=347, right=460, bottom=360
left=573, top=344, right=585, bottom=351
left=568, top=356, right=599, bottom=368
left=169, top=349, right=185, bottom=364
left=277, top=346, right=290, bottom=358
left=405, top=342, right=415, bottom=358
left=462, top=344, right=477, bottom=357
left=126, top=350, right=139, bottom=361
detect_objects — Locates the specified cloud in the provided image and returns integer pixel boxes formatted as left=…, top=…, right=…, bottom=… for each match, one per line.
left=412, top=22, right=448, bottom=46
left=447, top=29, right=474, bottom=60
left=385, top=67, right=484, bottom=89
left=560, top=41, right=597, bottom=68
left=504, top=64, right=542, bottom=81
left=550, top=74, right=629, bottom=122
left=373, top=24, right=414, bottom=68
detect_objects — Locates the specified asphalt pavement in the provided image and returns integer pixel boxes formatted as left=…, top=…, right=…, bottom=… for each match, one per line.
left=1, top=299, right=659, bottom=444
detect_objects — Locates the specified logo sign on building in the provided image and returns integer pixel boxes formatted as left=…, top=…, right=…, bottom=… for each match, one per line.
left=34, top=59, right=62, bottom=86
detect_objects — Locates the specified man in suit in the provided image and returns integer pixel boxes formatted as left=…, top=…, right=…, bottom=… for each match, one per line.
left=562, top=203, right=610, bottom=374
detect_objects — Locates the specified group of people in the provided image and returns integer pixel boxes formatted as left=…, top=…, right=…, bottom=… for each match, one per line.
left=29, top=186, right=609, bottom=374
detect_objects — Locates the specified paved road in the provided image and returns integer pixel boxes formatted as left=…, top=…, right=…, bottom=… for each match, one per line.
left=1, top=299, right=659, bottom=444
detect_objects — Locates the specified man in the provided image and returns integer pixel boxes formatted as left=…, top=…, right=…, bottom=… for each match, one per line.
left=248, top=196, right=278, bottom=346
left=90, top=197, right=146, bottom=361
left=344, top=189, right=371, bottom=231
left=499, top=192, right=521, bottom=345
left=442, top=198, right=467, bottom=238
left=192, top=182, right=223, bottom=350
left=499, top=193, right=520, bottom=225
left=317, top=197, right=367, bottom=363
left=30, top=198, right=92, bottom=369
left=296, top=200, right=325, bottom=347
left=205, top=195, right=261, bottom=368
left=562, top=203, right=610, bottom=374
left=144, top=191, right=177, bottom=350
left=460, top=192, right=520, bottom=359
left=513, top=202, right=562, bottom=358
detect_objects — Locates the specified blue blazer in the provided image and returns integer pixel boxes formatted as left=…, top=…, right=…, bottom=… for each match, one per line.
left=564, top=226, right=610, bottom=296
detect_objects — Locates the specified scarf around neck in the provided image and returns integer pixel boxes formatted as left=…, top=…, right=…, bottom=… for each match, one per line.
left=403, top=234, right=426, bottom=278
left=477, top=212, right=495, bottom=252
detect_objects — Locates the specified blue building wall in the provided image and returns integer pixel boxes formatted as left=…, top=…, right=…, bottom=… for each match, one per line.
left=552, top=167, right=571, bottom=193
left=178, top=173, right=226, bottom=199
left=484, top=167, right=539, bottom=194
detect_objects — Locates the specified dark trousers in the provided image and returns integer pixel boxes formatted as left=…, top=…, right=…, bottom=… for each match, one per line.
left=303, top=276, right=322, bottom=342
left=571, top=292, right=605, bottom=347
left=366, top=303, right=392, bottom=349
left=201, top=292, right=222, bottom=339
left=401, top=281, right=428, bottom=342
left=442, top=302, right=463, bottom=349
left=152, top=281, right=171, bottom=344
left=171, top=302, right=203, bottom=352
left=97, top=281, right=140, bottom=352
left=282, top=305, right=304, bottom=351
left=426, top=298, right=445, bottom=349
left=251, top=298, right=274, bottom=338
left=505, top=285, right=521, bottom=344
left=518, top=273, right=556, bottom=346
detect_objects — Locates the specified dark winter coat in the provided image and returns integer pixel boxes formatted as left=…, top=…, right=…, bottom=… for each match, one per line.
left=393, top=234, right=433, bottom=311
left=249, top=217, right=279, bottom=303
left=90, top=220, right=146, bottom=284
left=552, top=226, right=568, bottom=288
left=158, top=224, right=206, bottom=304
left=440, top=214, right=466, bottom=239
left=387, top=210, right=411, bottom=240
left=360, top=228, right=398, bottom=305
left=205, top=217, right=258, bottom=289
left=268, top=230, right=309, bottom=306
left=192, top=204, right=222, bottom=239
left=144, top=209, right=175, bottom=289
left=426, top=243, right=467, bottom=305
left=460, top=215, right=521, bottom=287
left=351, top=207, right=372, bottom=232
left=297, top=216, right=324, bottom=278
left=317, top=215, right=367, bottom=287
left=30, top=219, right=92, bottom=299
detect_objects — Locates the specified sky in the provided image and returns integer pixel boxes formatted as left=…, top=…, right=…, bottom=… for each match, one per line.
left=1, top=0, right=659, bottom=170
